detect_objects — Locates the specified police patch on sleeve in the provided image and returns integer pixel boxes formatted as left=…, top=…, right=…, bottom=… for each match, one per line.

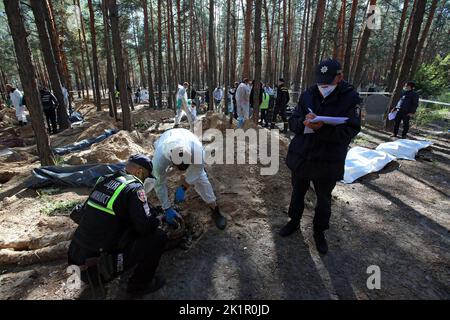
left=137, top=188, right=147, bottom=203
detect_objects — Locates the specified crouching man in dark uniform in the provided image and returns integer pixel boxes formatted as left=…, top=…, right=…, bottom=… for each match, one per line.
left=280, top=59, right=361, bottom=254
left=68, top=154, right=167, bottom=296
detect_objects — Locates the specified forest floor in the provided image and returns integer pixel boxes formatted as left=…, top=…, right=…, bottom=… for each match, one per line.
left=0, top=101, right=449, bottom=300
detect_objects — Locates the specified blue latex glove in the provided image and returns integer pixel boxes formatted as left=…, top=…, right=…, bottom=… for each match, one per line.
left=165, top=208, right=179, bottom=225
left=174, top=186, right=186, bottom=204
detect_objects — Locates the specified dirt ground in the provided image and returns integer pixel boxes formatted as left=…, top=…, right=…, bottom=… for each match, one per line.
left=0, top=102, right=448, bottom=300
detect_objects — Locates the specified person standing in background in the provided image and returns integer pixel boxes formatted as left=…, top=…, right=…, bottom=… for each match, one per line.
left=213, top=86, right=224, bottom=112
left=271, top=78, right=290, bottom=133
left=40, top=86, right=59, bottom=134
left=5, top=84, right=27, bottom=126
left=391, top=81, right=419, bottom=139
left=235, top=79, right=252, bottom=128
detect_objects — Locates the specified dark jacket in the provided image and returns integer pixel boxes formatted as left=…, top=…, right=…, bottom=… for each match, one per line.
left=69, top=171, right=160, bottom=264
left=249, top=85, right=263, bottom=108
left=397, top=90, right=419, bottom=114
left=40, top=89, right=58, bottom=110
left=286, top=81, right=361, bottom=181
left=275, top=84, right=290, bottom=108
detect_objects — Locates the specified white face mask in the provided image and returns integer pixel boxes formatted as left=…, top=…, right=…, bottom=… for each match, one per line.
left=317, top=85, right=337, bottom=98
left=403, top=86, right=411, bottom=91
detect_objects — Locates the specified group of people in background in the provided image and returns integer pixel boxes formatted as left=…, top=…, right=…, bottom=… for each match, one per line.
left=2, top=83, right=71, bottom=135
left=210, top=78, right=291, bottom=132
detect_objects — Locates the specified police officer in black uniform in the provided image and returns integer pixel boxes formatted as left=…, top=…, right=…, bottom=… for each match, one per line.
left=280, top=59, right=361, bottom=254
left=271, top=78, right=290, bottom=133
left=68, top=154, right=168, bottom=295
left=40, top=86, right=58, bottom=134
left=391, top=81, right=419, bottom=139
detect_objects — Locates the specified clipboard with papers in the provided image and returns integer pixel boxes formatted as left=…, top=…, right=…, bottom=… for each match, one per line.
left=309, top=116, right=349, bottom=125
left=303, top=116, right=349, bottom=134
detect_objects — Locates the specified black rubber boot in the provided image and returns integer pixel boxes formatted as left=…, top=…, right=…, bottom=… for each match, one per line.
left=313, top=231, right=328, bottom=254
left=279, top=219, right=300, bottom=237
left=127, top=274, right=166, bottom=296
left=211, top=206, right=227, bottom=230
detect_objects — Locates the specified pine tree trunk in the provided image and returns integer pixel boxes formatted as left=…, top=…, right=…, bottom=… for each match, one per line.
left=157, top=0, right=164, bottom=109
left=293, top=0, right=307, bottom=91
left=351, top=0, right=378, bottom=88
left=87, top=0, right=102, bottom=111
left=263, top=0, right=272, bottom=83
left=304, top=0, right=326, bottom=86
left=386, top=0, right=409, bottom=91
left=77, top=0, right=95, bottom=103
left=252, top=0, right=262, bottom=122
left=208, top=0, right=216, bottom=111
left=4, top=0, right=55, bottom=166
left=176, top=0, right=184, bottom=81
left=101, top=0, right=118, bottom=120
left=169, top=0, right=179, bottom=86
left=108, top=0, right=131, bottom=130
left=409, top=0, right=439, bottom=79
left=30, top=0, right=70, bottom=130
left=166, top=0, right=174, bottom=110
left=43, top=1, right=65, bottom=85
left=224, top=0, right=231, bottom=118
left=343, top=0, right=358, bottom=77
left=301, top=0, right=311, bottom=91
left=388, top=0, right=427, bottom=118
left=142, top=0, right=155, bottom=108
left=242, top=0, right=253, bottom=78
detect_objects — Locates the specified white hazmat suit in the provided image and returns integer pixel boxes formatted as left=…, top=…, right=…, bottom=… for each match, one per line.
left=174, top=85, right=194, bottom=130
left=152, top=128, right=216, bottom=210
left=9, top=88, right=26, bottom=124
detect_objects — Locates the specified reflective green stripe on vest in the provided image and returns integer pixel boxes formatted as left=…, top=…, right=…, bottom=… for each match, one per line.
left=260, top=93, right=270, bottom=110
left=87, top=175, right=137, bottom=216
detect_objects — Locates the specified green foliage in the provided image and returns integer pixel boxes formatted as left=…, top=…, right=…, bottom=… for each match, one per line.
left=414, top=54, right=450, bottom=99
left=413, top=104, right=450, bottom=128
left=40, top=198, right=83, bottom=216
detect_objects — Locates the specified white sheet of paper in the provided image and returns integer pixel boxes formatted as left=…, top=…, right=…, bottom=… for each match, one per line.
left=310, top=116, right=349, bottom=125
left=304, top=126, right=314, bottom=134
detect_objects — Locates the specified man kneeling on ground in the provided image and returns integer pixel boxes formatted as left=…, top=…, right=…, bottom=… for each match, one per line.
left=68, top=154, right=167, bottom=296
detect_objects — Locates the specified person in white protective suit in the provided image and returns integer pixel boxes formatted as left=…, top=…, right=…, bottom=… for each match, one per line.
left=147, top=128, right=227, bottom=230
left=6, top=84, right=27, bottom=126
left=235, top=79, right=252, bottom=128
left=174, top=82, right=194, bottom=131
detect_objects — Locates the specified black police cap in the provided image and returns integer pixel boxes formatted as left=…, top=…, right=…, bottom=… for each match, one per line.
left=128, top=154, right=154, bottom=177
left=316, top=59, right=343, bottom=85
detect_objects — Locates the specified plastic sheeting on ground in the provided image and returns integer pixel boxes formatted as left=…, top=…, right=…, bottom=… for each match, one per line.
left=343, top=147, right=397, bottom=184
left=375, top=139, right=433, bottom=161
left=26, top=163, right=125, bottom=189
left=69, top=111, right=84, bottom=123
left=53, top=128, right=118, bottom=156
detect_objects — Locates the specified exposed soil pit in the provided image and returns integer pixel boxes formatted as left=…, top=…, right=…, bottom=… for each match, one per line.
left=65, top=130, right=152, bottom=165
left=0, top=171, right=14, bottom=184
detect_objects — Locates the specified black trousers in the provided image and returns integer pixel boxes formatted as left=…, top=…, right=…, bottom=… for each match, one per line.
left=43, top=107, right=58, bottom=134
left=287, top=171, right=337, bottom=233
left=123, top=228, right=167, bottom=285
left=68, top=228, right=167, bottom=286
left=271, top=104, right=287, bottom=125
left=393, top=112, right=410, bottom=137
left=260, top=109, right=269, bottom=126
